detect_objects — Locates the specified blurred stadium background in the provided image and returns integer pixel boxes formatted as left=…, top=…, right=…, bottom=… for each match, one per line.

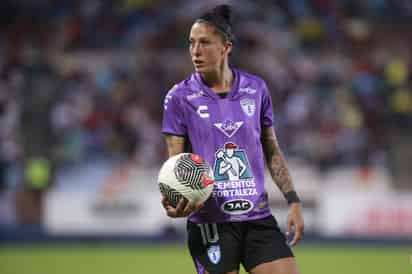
left=0, top=0, right=411, bottom=273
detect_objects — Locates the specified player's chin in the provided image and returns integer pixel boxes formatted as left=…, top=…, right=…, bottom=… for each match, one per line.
left=193, top=65, right=208, bottom=73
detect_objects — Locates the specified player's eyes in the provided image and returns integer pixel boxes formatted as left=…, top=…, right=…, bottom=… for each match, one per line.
left=188, top=39, right=211, bottom=48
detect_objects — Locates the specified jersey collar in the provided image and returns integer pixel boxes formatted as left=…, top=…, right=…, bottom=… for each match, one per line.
left=194, top=68, right=240, bottom=100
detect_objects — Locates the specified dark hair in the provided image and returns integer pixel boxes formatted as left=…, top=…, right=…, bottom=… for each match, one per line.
left=196, top=5, right=235, bottom=43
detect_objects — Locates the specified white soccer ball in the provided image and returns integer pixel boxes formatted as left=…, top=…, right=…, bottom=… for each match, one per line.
left=158, top=153, right=214, bottom=208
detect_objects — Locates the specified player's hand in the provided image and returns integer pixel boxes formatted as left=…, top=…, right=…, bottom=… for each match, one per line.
left=286, top=203, right=304, bottom=246
left=161, top=196, right=203, bottom=218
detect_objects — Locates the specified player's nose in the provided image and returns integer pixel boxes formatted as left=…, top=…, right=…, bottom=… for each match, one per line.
left=191, top=43, right=202, bottom=57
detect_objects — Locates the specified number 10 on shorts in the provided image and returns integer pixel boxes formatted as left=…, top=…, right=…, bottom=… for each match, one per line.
left=197, top=223, right=219, bottom=245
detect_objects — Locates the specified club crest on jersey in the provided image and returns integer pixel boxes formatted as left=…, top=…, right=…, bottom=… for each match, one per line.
left=214, top=120, right=243, bottom=138
left=187, top=90, right=203, bottom=101
left=239, top=87, right=256, bottom=94
left=240, top=99, right=256, bottom=116
left=207, top=245, right=221, bottom=264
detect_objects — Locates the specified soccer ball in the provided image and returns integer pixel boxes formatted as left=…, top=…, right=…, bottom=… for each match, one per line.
left=158, top=153, right=214, bottom=208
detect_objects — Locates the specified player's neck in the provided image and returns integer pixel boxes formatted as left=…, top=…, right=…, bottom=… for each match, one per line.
left=200, top=63, right=233, bottom=93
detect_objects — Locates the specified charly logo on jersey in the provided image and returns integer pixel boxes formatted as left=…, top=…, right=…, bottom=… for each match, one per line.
left=197, top=105, right=210, bottom=118
left=214, top=120, right=243, bottom=138
left=240, top=98, right=256, bottom=116
left=239, top=87, right=256, bottom=94
left=213, top=142, right=253, bottom=181
left=221, top=199, right=254, bottom=215
left=207, top=245, right=221, bottom=264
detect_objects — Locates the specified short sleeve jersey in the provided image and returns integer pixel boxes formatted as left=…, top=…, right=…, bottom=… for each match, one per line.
left=162, top=68, right=274, bottom=223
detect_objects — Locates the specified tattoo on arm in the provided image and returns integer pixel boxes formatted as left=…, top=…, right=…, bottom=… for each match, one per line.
left=261, top=127, right=295, bottom=194
left=164, top=134, right=186, bottom=157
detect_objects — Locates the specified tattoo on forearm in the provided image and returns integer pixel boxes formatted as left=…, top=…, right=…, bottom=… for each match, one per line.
left=165, top=135, right=186, bottom=157
left=261, top=127, right=294, bottom=194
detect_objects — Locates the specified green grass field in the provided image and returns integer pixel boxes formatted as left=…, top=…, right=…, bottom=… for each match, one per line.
left=0, top=244, right=410, bottom=274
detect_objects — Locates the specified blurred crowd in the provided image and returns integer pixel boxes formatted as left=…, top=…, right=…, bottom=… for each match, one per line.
left=0, top=0, right=411, bottom=192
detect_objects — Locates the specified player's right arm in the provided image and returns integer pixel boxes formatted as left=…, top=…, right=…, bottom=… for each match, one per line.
left=161, top=86, right=204, bottom=218
left=165, top=134, right=185, bottom=157
left=161, top=134, right=204, bottom=218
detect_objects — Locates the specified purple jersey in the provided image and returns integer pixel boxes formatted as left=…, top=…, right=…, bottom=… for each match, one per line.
left=162, top=68, right=274, bottom=223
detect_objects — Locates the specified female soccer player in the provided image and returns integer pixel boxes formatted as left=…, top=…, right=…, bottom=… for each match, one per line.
left=161, top=5, right=303, bottom=274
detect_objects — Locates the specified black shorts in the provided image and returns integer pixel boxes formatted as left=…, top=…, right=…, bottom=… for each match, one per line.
left=187, top=215, right=294, bottom=274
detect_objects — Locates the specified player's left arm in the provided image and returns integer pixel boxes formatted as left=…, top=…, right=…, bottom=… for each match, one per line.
left=261, top=126, right=304, bottom=246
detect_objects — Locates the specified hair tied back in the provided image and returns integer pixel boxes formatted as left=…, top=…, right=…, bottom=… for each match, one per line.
left=212, top=4, right=233, bottom=25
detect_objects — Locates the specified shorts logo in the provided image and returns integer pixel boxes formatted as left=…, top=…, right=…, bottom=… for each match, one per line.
left=221, top=199, right=253, bottom=215
left=207, top=245, right=221, bottom=264
left=240, top=98, right=256, bottom=116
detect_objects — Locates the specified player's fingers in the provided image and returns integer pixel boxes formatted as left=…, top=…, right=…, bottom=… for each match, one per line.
left=183, top=200, right=196, bottom=216
left=175, top=198, right=187, bottom=216
left=162, top=198, right=177, bottom=217
left=161, top=197, right=177, bottom=217
left=288, top=231, right=299, bottom=246
left=194, top=202, right=204, bottom=212
left=161, top=196, right=169, bottom=209
left=289, top=223, right=304, bottom=246
left=165, top=206, right=177, bottom=218
left=286, top=216, right=293, bottom=236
